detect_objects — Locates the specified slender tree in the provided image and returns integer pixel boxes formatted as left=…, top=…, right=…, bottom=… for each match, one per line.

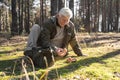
left=85, top=0, right=91, bottom=33
left=40, top=0, right=44, bottom=25
left=0, top=9, right=1, bottom=31
left=51, top=0, right=58, bottom=16
left=101, top=0, right=107, bottom=32
left=58, top=0, right=64, bottom=10
left=27, top=0, right=30, bottom=33
left=107, top=0, right=112, bottom=32
left=19, top=0, right=24, bottom=35
left=24, top=0, right=30, bottom=34
left=69, top=0, right=74, bottom=20
left=114, top=0, right=119, bottom=32
left=11, top=0, right=18, bottom=36
left=5, top=11, right=9, bottom=32
left=18, top=0, right=21, bottom=34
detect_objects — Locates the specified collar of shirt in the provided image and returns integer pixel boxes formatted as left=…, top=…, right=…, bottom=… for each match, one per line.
left=56, top=18, right=61, bottom=27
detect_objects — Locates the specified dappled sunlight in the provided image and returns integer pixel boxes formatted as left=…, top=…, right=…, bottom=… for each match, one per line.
left=0, top=33, right=120, bottom=79
left=0, top=52, right=23, bottom=61
left=47, top=49, right=120, bottom=79
left=0, top=0, right=120, bottom=79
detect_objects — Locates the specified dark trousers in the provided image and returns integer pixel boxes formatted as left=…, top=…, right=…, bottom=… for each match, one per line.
left=24, top=48, right=54, bottom=68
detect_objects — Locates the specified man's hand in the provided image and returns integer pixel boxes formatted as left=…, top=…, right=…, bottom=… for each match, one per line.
left=56, top=48, right=67, bottom=57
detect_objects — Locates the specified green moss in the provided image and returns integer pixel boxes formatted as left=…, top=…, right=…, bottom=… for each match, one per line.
left=0, top=34, right=120, bottom=80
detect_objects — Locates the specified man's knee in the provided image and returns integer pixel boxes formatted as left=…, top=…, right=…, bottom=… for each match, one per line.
left=24, top=50, right=34, bottom=59
left=31, top=24, right=40, bottom=31
left=32, top=48, right=54, bottom=68
left=24, top=47, right=55, bottom=68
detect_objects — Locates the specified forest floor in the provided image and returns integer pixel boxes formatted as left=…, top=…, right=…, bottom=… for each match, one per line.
left=0, top=32, right=120, bottom=80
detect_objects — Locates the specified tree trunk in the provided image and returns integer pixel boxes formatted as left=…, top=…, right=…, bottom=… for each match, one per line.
left=58, top=0, right=64, bottom=10
left=5, top=11, right=8, bottom=32
left=96, top=0, right=100, bottom=32
left=19, top=0, right=24, bottom=35
left=85, top=0, right=90, bottom=33
left=27, top=0, right=30, bottom=33
left=11, top=0, right=18, bottom=36
left=69, top=0, right=74, bottom=20
left=107, top=0, right=112, bottom=32
left=40, top=0, right=44, bottom=25
left=51, top=0, right=58, bottom=16
left=114, top=0, right=119, bottom=32
left=101, top=0, right=106, bottom=32
left=18, top=0, right=21, bottom=35
left=24, top=0, right=30, bottom=34
left=51, top=0, right=64, bottom=16
left=0, top=9, right=1, bottom=31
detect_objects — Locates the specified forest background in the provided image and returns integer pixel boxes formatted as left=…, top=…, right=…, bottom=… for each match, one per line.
left=0, top=0, right=120, bottom=80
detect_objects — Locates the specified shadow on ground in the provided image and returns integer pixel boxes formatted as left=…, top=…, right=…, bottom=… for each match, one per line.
left=48, top=49, right=120, bottom=79
left=80, top=34, right=120, bottom=48
left=0, top=49, right=120, bottom=79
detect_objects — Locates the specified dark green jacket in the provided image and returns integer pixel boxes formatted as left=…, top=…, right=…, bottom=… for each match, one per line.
left=37, top=16, right=83, bottom=56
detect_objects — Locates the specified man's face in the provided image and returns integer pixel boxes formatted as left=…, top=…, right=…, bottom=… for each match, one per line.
left=58, top=15, right=70, bottom=27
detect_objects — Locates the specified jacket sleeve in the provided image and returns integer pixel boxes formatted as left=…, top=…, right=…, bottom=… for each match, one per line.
left=37, top=19, right=57, bottom=51
left=39, top=26, right=51, bottom=48
left=69, top=24, right=83, bottom=56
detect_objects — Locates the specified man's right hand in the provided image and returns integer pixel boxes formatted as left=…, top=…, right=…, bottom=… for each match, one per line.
left=55, top=48, right=67, bottom=57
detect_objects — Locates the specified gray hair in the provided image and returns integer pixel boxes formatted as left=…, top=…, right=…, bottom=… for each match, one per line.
left=59, top=7, right=73, bottom=19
